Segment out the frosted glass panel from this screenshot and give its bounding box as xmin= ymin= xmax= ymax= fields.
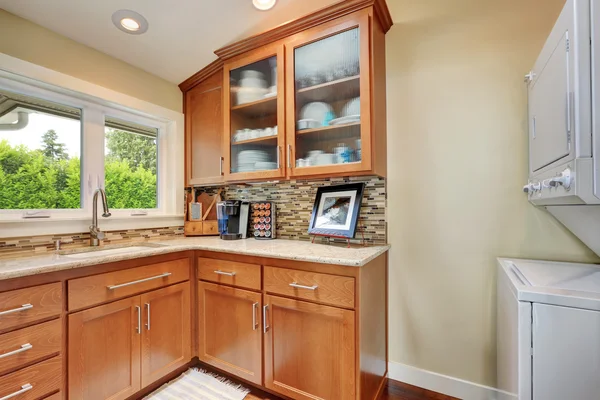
xmin=229 ymin=56 xmax=279 ymax=174
xmin=293 ymin=28 xmax=361 ymax=168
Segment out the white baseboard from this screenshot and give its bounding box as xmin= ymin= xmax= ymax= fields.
xmin=388 ymin=361 xmax=517 ymax=400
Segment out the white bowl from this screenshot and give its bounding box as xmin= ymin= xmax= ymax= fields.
xmin=241 ymin=70 xmax=265 ymax=80
xmin=239 ymin=77 xmax=268 ymax=88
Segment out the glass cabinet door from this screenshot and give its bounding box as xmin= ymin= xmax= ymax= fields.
xmin=224 ymin=46 xmax=284 ymax=180
xmin=286 ymin=18 xmax=370 ymax=176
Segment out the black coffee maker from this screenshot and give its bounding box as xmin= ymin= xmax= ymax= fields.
xmin=216 ymin=200 xmax=250 ymax=240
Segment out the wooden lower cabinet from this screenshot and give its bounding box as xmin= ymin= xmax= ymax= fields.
xmin=141 ymin=282 xmax=191 ymax=387
xmin=198 ymin=281 xmax=263 ymax=385
xmin=263 ymin=294 xmax=356 ymax=400
xmin=68 ymin=282 xmax=191 ymax=400
xmin=68 ymin=297 xmax=141 ymax=400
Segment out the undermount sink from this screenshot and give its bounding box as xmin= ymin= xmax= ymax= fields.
xmin=58 ymin=243 xmax=167 ymax=259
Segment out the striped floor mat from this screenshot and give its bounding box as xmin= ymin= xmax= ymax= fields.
xmin=145 ymin=368 xmax=250 ymax=400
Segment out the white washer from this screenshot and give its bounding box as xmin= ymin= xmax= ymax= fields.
xmin=497 ymin=258 xmax=600 ymax=400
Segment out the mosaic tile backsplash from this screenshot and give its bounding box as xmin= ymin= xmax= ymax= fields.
xmin=0 ymin=227 xmax=184 ymax=258
xmin=0 ymin=176 xmax=386 ymax=257
xmin=195 ymin=175 xmax=387 ymax=245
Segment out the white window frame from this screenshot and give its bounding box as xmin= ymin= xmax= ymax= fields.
xmin=0 ymin=54 xmax=184 ymax=237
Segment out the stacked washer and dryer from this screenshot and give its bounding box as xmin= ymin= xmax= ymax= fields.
xmin=498 ymin=1 xmax=600 ymax=399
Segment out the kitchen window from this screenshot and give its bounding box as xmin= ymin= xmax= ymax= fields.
xmin=104 ymin=117 xmax=159 ymax=210
xmin=0 ymin=89 xmax=82 ymax=211
xmin=0 ymin=67 xmax=182 ymax=235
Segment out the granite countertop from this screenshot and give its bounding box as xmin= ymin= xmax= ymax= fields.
xmin=0 ymin=237 xmax=390 ymax=281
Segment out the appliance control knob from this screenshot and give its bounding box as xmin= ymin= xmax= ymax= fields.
xmin=531 ymin=182 xmax=542 ymax=191
xmin=549 ymin=168 xmax=573 ymax=189
xmin=523 ymin=184 xmax=531 ymax=193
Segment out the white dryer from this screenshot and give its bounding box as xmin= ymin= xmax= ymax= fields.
xmin=497 ymin=257 xmax=600 ymax=400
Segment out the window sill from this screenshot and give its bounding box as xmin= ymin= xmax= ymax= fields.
xmin=0 ymin=214 xmax=184 ymax=238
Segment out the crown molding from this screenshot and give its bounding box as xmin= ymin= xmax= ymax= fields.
xmin=214 ymin=0 xmax=393 ymax=61
xmin=179 ymin=58 xmax=223 ymax=92
xmin=179 ymin=0 xmax=393 ymax=91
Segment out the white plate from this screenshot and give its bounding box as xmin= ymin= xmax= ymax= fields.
xmin=329 ymin=115 xmax=361 ymax=125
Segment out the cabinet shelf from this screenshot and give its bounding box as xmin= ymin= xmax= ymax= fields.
xmin=231 ymin=96 xmax=277 ymax=117
xmin=231 ymin=136 xmax=278 ymax=146
xmin=296 ymin=122 xmax=360 ymax=139
xmin=296 ymin=75 xmax=360 ymax=104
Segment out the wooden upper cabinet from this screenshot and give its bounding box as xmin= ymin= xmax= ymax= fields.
xmin=286 ymin=10 xmax=385 ymax=178
xmin=140 ymin=282 xmax=191 ymax=387
xmin=182 ymin=1 xmax=391 ymax=182
xmin=185 ymin=69 xmax=224 ymax=186
xmin=223 ymin=44 xmax=286 ymax=181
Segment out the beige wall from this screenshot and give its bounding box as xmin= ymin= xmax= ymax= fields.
xmin=386 ymin=0 xmax=600 ymax=388
xmin=0 ymin=9 xmax=181 ymax=112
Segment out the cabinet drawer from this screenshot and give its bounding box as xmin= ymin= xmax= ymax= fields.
xmin=0 ymin=319 xmax=61 ymax=376
xmin=0 ymin=283 xmax=62 ymax=333
xmin=0 ymin=355 xmax=61 ymax=400
xmin=68 ymin=258 xmax=190 ymax=311
xmin=198 ymin=258 xmax=261 ymax=290
xmin=264 ymin=266 xmax=354 ymax=308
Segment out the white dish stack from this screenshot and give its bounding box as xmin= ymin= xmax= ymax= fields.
xmin=237 ymin=150 xmax=270 ymax=172
xmin=236 ymin=70 xmax=269 ymax=105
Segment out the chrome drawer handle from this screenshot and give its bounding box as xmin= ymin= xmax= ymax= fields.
xmin=0 ymin=304 xmax=33 ymax=316
xmin=252 ymin=302 xmax=258 ymax=331
xmin=289 ymin=282 xmax=318 ymax=290
xmin=145 ymin=303 xmax=151 ymax=331
xmin=0 ymin=384 xmax=33 ymax=400
xmin=135 ymin=305 xmax=141 ymax=334
xmin=107 ymin=273 xmax=172 ymax=290
xmin=214 ymin=270 xmax=236 ymax=277
xmin=0 ymin=343 xmax=32 ymax=360
xmin=263 ymin=304 xmax=269 ymax=333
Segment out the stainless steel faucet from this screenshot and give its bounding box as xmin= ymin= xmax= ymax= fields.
xmin=90 ymin=188 xmax=111 ymax=246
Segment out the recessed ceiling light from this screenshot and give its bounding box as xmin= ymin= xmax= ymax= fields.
xmin=111 ymin=10 xmax=149 ymax=35
xmin=120 ymin=18 xmax=140 ymax=31
xmin=252 ymin=0 xmax=277 ymax=11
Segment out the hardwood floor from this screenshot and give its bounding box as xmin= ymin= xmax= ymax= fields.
xmin=245 ymin=378 xmax=458 ymax=400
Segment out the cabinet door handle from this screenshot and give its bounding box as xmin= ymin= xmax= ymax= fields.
xmin=263 ymin=304 xmax=270 ymax=333
xmin=287 ymin=145 xmax=292 ymax=169
xmin=145 ymin=303 xmax=151 ymax=331
xmin=135 ymin=305 xmax=141 ymax=334
xmin=289 ymin=282 xmax=318 ymax=290
xmin=107 ymin=272 xmax=172 ymax=290
xmin=252 ymin=302 xmax=259 ymax=331
xmin=277 ymin=146 xmax=281 ymax=169
xmin=0 ymin=343 xmax=32 ymax=360
xmin=0 ymin=384 xmax=33 ymax=400
xmin=213 ymin=270 xmax=236 ymax=277
xmin=0 ymin=304 xmax=33 ymax=316
xmin=220 ymin=156 xmax=224 ymax=176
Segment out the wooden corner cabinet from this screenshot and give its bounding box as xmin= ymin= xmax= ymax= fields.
xmin=180 ymin=0 xmax=392 ymax=183
xmin=196 ymin=250 xmax=388 ymax=400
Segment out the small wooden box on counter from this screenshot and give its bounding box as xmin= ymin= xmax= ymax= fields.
xmin=184 ymin=220 xmax=218 ymax=236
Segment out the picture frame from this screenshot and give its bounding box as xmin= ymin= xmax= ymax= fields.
xmin=308 ymin=183 xmax=365 ymax=239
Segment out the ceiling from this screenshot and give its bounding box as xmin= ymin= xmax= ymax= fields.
xmin=0 ymin=0 xmax=350 ymax=84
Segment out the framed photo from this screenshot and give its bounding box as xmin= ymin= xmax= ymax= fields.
xmin=308 ymin=183 xmax=365 ymax=239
